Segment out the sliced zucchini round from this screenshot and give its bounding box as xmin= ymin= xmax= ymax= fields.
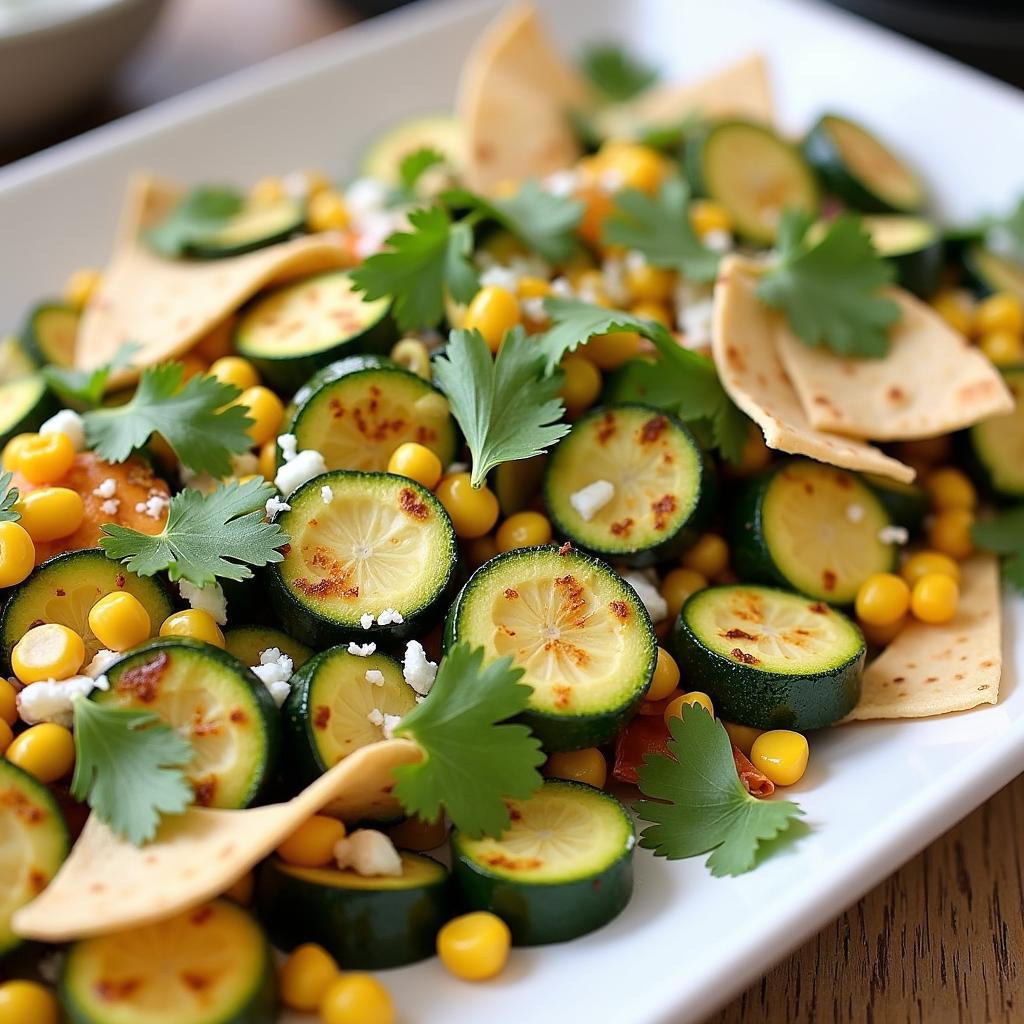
xmin=448 ymin=546 xmax=656 ymax=750
xmin=803 ymin=113 xmax=926 ymax=214
xmin=0 ymin=374 xmax=55 ymax=447
xmin=967 ymin=366 xmax=1024 ymax=499
xmin=21 ymin=302 xmax=79 ymax=368
xmin=862 ymin=472 xmax=929 ymax=534
xmin=729 ymin=459 xmax=897 ymax=604
xmin=686 ymin=120 xmax=819 ymax=243
xmin=61 ymin=900 xmax=276 ymax=1024
xmin=235 ymin=271 xmax=393 ymax=391
xmin=861 ymin=214 xmax=943 ymax=299
xmin=0 ymin=549 xmax=173 ymax=669
xmin=964 ymin=245 xmax=1024 ymax=302
xmin=223 ymin=625 xmax=312 ymax=672
xmin=0 ymin=760 xmax=68 ymax=957
xmin=452 ymin=780 xmax=634 ymax=946
xmin=673 ymin=584 xmax=865 ymax=729
xmin=257 ymin=852 xmax=451 ymax=968
xmin=0 ymin=333 xmax=39 ymax=379
xmin=360 ymin=113 xmax=464 ymax=186
xmin=283 ymin=645 xmax=416 ymax=795
xmin=95 ymin=639 xmax=280 ymax=809
xmin=269 ymin=471 xmax=457 ymax=646
xmin=543 ymin=405 xmax=713 ymax=566
xmin=491 ymin=453 xmax=547 ymax=516
xmin=188 ymin=196 xmax=306 ymax=259
xmin=287 ymin=355 xmax=457 ymax=473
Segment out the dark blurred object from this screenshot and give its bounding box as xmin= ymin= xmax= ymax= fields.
xmin=826 ymin=0 xmax=1024 ymax=88
xmin=338 ymin=0 xmax=413 ymax=16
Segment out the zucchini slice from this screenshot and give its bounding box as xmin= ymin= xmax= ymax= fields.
xmin=0 ymin=333 xmax=39 ymax=379
xmin=223 ymin=625 xmax=312 ymax=672
xmin=0 ymin=549 xmax=173 ymax=669
xmin=0 ymin=374 xmax=55 ymax=447
xmin=257 ymin=852 xmax=451 ymax=968
xmin=492 ymin=454 xmax=547 ymax=516
xmin=360 ymin=113 xmax=464 ymax=185
xmin=967 ymin=366 xmax=1024 ymax=499
xmin=287 ymin=355 xmax=457 ymax=473
xmin=543 ymin=405 xmax=713 ymax=566
xmin=235 ymin=271 xmax=393 ymax=391
xmin=803 ymin=113 xmax=926 ymax=214
xmin=95 ymin=639 xmax=280 ymax=809
xmin=269 ymin=471 xmax=457 ymax=646
xmin=862 ymin=472 xmax=929 ymax=534
xmin=964 ymin=245 xmax=1024 ymax=302
xmin=61 ymin=900 xmax=276 ymax=1024
xmin=686 ymin=120 xmax=819 ymax=243
xmin=861 ymin=215 xmax=943 ymax=299
xmin=672 ymin=584 xmax=865 ymax=730
xmin=188 ymin=196 xmax=305 ymax=259
xmin=21 ymin=302 xmax=79 ymax=368
xmin=448 ymin=546 xmax=656 ymax=751
xmin=452 ymin=780 xmax=634 ymax=946
xmin=283 ymin=645 xmax=416 ymax=793
xmin=0 ymin=760 xmax=68 ymax=957
xmin=729 ymin=459 xmax=897 ymax=604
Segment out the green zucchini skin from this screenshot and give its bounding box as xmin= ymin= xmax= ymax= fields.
xmin=188 ymin=197 xmax=306 ymax=259
xmin=21 ymin=302 xmax=79 ymax=368
xmin=257 ymin=854 xmax=452 ymax=968
xmin=0 ymin=374 xmax=56 ymax=448
xmin=861 ymin=215 xmax=943 ymax=299
xmin=360 ymin=113 xmax=462 ymax=185
xmin=862 ymin=473 xmax=929 ymax=534
xmin=223 ymin=625 xmax=313 ymax=672
xmin=963 ymin=245 xmax=1024 ymax=302
xmin=963 ymin=365 xmax=1024 ymax=500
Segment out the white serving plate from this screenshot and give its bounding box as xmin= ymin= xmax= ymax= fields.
xmin=1 ymin=1 xmax=1022 ymax=1021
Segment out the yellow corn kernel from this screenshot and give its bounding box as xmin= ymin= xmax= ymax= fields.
xmin=665 ymin=691 xmax=714 ymax=723
xmin=910 ymin=572 xmax=959 ymax=624
xmin=559 ymin=353 xmax=602 ymax=418
xmin=979 ymin=329 xmax=1024 ymax=366
xmin=517 ymin=276 xmax=552 ymax=299
xmin=88 ymin=592 xmax=152 ymax=652
xmin=900 ymin=550 xmax=960 ymax=587
xmin=387 ymin=815 xmax=448 ymax=852
xmin=437 ymin=912 xmax=511 ymax=982
xmin=390 ymin=338 xmax=432 ymax=379
xmin=974 ymin=291 xmax=1023 ymax=336
xmin=647 ymin=647 xmax=680 ymax=702
xmin=387 ymin=442 xmax=443 ymax=490
xmin=495 ymin=511 xmax=552 ymax=552
xmin=12 ymin=623 xmax=85 ymax=684
xmin=681 ymin=533 xmax=729 ymax=579
xmin=14 ymin=487 xmax=84 ymax=543
xmin=159 ymin=609 xmax=225 ymax=648
xmin=280 ymin=943 xmax=340 ymax=1011
xmin=0 ymin=979 xmax=60 ymax=1024
xmin=2 ymin=434 xmax=37 ymax=472
xmin=582 ymin=331 xmax=641 ymax=371
xmin=209 ymin=356 xmax=260 ymax=391
xmin=0 ymin=678 xmax=17 ymax=726
xmin=435 ymin=473 xmax=499 ymax=539
xmin=860 ymin=615 xmax=907 ymax=647
xmin=0 ymin=521 xmax=36 ymax=588
xmin=64 ymin=268 xmax=102 ymax=309
xmin=630 ymin=299 xmax=672 ymax=326
xmin=924 ymin=466 xmax=976 ymax=511
xmin=625 ymin=262 xmax=674 ymax=303
xmin=465 ymin=533 xmax=498 ymax=569
xmin=928 ymin=508 xmax=975 ymax=560
xmin=320 ymin=974 xmax=395 ymax=1024
xmin=250 ymin=176 xmax=285 ymax=205
xmin=193 ymin=316 xmax=237 ymax=362
xmin=238 ymin=386 xmax=284 ymax=447
xmin=930 ymin=289 xmax=974 ymax=336
xmin=854 ymin=572 xmax=911 ymax=627
xmin=463 ymin=286 xmax=521 ymax=353
xmin=0 ymin=720 xmax=12 ymax=755
xmin=307 ymin=190 xmax=350 ymax=232
xmin=544 ymin=747 xmax=607 ymax=789
xmin=6 ymin=723 xmax=75 ymax=783
xmin=277 ymin=814 xmax=346 ymax=868
xmin=690 ymin=199 xmax=733 ymax=238
xmin=723 ymin=721 xmax=763 ymax=756
xmin=598 ymin=141 xmax=665 ymax=193
xmin=13 ymin=432 xmax=74 ymax=485
xmin=659 ymin=568 xmax=707 ymax=621
xmin=258 ymin=439 xmax=278 ymax=481
xmin=750 ymin=730 xmax=809 ymax=786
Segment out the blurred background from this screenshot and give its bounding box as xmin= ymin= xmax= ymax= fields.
xmin=1 ymin=0 xmax=1022 ymax=166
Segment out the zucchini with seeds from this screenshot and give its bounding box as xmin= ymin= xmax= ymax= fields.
xmin=223 ymin=625 xmax=312 ymax=672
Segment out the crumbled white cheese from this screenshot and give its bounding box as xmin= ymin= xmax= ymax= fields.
xmin=99 ymin=499 xmax=120 ymax=516
xmin=277 ymin=433 xmax=298 ymax=463
xmin=17 ymin=674 xmax=106 ymax=727
xmin=333 ymin=829 xmax=403 ymax=877
xmin=382 ymin=713 xmax=402 ymax=739
xmin=521 ymin=296 xmax=547 ymax=323
xmin=348 ymin=642 xmax=376 ymax=657
xmin=878 ymin=525 xmax=909 ymax=545
xmin=179 ymin=580 xmax=228 ymax=626
xmin=360 ymin=613 xmax=375 ymax=630
xmin=265 ymin=495 xmax=290 ymax=520
xmin=599 ymin=167 xmax=626 ymax=193
xmin=250 ymin=648 xmax=294 ymax=708
xmin=345 ymin=177 xmax=390 ymax=218
xmin=845 ymin=503 xmax=866 ymax=524
xmin=622 ymin=571 xmax=668 ymax=623
xmin=180 ymin=468 xmax=218 ymax=495
xmin=445 ymin=461 xmax=469 ymax=476
xmin=601 ymin=256 xmax=630 ymax=306
xmin=377 ymin=608 xmax=404 ymax=626
xmin=703 ymin=229 xmax=734 ymax=253
xmin=134 ymin=492 xmax=169 ymax=520
xmin=365 ymin=669 xmax=385 ymax=687
xmin=40 ymin=409 xmax=85 ymax=451
xmin=93 ymin=478 xmax=117 ymax=499
xmin=569 ymin=480 xmax=615 ymax=523
xmin=550 ymin=276 xmax=574 ymax=298
xmin=625 ymin=249 xmax=648 ymax=273
xmin=402 ymin=640 xmax=437 ymax=696
xmin=84 ymin=649 xmax=120 ymax=678
xmin=367 ymin=708 xmax=385 ymax=726
xmin=320 ymin=485 xmax=334 ymax=505
xmin=274 ymin=449 xmax=327 ymax=497
xmin=479 ymin=264 xmax=520 ymax=292
xmin=679 ymin=299 xmax=715 ymax=349
xmin=542 ymin=168 xmax=580 ymax=197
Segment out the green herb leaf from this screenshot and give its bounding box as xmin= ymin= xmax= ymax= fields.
xmin=444 ymin=182 xmax=584 ymax=264
xmin=350 ymin=205 xmax=479 ymax=332
xmin=0 ymin=471 xmax=20 ymax=523
xmin=398 ymin=147 xmax=448 ymax=194
xmin=636 ymin=704 xmax=806 ymax=876
xmin=580 ymin=43 xmax=659 ymax=102
xmin=433 ymin=327 xmax=569 ymax=488
xmin=145 ymin=186 xmax=245 ymax=258
xmin=603 ymin=176 xmax=719 ymax=281
xmin=43 ymin=342 xmax=141 ymax=408
xmin=972 ymin=507 xmax=1024 ymax=592
xmin=71 ymin=697 xmax=194 ymax=846
xmin=83 ymin=363 xmax=253 ymax=475
xmin=393 ymin=643 xmax=545 ymax=838
xmin=999 ymin=197 xmax=1024 ymax=255
xmin=756 ymin=210 xmax=901 ymax=358
xmin=100 ymin=478 xmax=288 ymax=587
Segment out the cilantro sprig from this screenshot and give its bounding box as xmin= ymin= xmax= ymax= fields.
xmin=580 ymin=43 xmax=659 ymax=102
xmin=972 ymin=507 xmax=1024 ymax=592
xmin=71 ymin=698 xmax=195 ymax=846
xmin=433 ymin=326 xmax=569 ymax=488
xmin=393 ymin=643 xmax=545 ymax=838
xmin=43 ymin=341 xmax=140 ymax=408
xmin=83 ymin=363 xmax=253 ymax=476
xmin=145 ymin=186 xmax=244 ymax=259
xmin=0 ymin=471 xmax=20 ymax=523
xmin=637 ymin=704 xmax=807 ymax=876
xmin=101 ymin=478 xmax=288 ymax=587
xmin=756 ymin=210 xmax=902 ymax=358
xmin=398 ymin=147 xmax=448 ymax=196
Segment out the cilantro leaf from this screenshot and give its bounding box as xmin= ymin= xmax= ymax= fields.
xmin=100 ymin=478 xmax=288 ymax=587
xmin=756 ymin=211 xmax=902 ymax=358
xmin=972 ymin=507 xmax=1024 ymax=592
xmin=580 ymin=43 xmax=659 ymax=102
xmin=444 ymin=182 xmax=584 ymax=264
xmin=350 ymin=205 xmax=479 ymax=332
xmin=0 ymin=471 xmax=20 ymax=523
xmin=145 ymin=186 xmax=245 ymax=258
xmin=603 ymin=176 xmax=719 ymax=281
xmin=71 ymin=698 xmax=194 ymax=846
xmin=393 ymin=643 xmax=545 ymax=838
xmin=83 ymin=363 xmax=253 ymax=475
xmin=433 ymin=327 xmax=569 ymax=488
xmin=43 ymin=341 xmax=141 ymax=408
xmin=636 ymin=704 xmax=806 ymax=876
xmin=398 ymin=147 xmax=448 ymax=194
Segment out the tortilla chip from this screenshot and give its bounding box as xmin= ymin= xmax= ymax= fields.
xmin=777 ymin=289 xmax=1014 ymax=440
xmin=75 ymin=175 xmax=350 ymax=377
xmin=594 ymin=53 xmax=774 ymax=139
xmin=712 ymin=256 xmax=915 ymax=482
xmin=458 ymin=3 xmax=591 ymax=193
xmin=12 ymin=739 xmax=421 ymax=942
xmin=843 ymin=555 xmax=1003 ymax=721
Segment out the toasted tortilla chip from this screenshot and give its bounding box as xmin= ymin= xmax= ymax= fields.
xmin=458 ymin=2 xmax=591 ymax=193
xmin=12 ymin=739 xmax=421 ymax=942
xmin=777 ymin=289 xmax=1014 ymax=440
xmin=595 ymin=52 xmax=774 ymax=139
xmin=843 ymin=555 xmax=1002 ymax=720
xmin=75 ymin=175 xmax=350 ymax=377
xmin=712 ymin=256 xmax=915 ymax=482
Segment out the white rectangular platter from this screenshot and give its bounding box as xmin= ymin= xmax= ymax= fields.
xmin=1 ymin=1 xmax=1021 ymax=1021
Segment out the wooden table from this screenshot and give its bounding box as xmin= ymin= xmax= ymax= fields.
xmin=6 ymin=3 xmax=1018 ymax=1021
